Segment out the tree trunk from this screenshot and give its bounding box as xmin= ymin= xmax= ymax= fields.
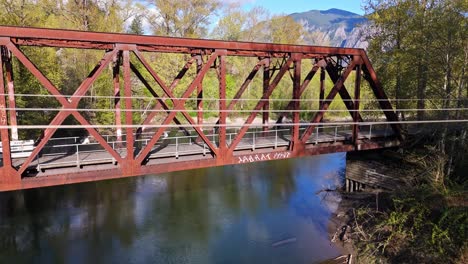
xmin=416 ymin=60 xmax=428 ymax=120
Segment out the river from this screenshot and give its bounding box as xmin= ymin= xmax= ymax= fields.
xmin=0 ymin=153 xmax=346 ymax=263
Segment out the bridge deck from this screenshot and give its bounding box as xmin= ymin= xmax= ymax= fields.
xmin=6 ymin=125 xmax=396 ymax=178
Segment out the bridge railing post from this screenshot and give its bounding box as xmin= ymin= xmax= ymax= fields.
xmin=252 ymin=130 xmax=256 ymax=151
xmin=275 ymin=129 xmax=278 ymax=148
xmin=36 ymin=151 xmax=41 ymax=169
xmin=315 ymin=127 xmax=319 ymax=144
xmin=334 ymin=126 xmax=338 ymax=143
xmin=76 ymin=144 xmax=80 ymax=168
xmin=175 ymin=137 xmax=179 ymax=159
xmin=368 ymin=124 xmax=373 ymax=139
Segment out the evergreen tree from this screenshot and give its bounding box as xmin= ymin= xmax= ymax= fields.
xmin=128 ymin=16 xmax=144 ymax=35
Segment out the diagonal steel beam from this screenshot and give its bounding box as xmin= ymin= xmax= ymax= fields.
xmin=17 ymin=112 xmax=69 ymax=175
xmin=228 ymin=57 xmax=294 ymax=152
xmin=228 ymin=59 xmax=267 ymax=110
xmin=300 ymin=60 xmax=357 ymax=144
xmin=214 ymin=59 xmax=266 ymax=126
xmin=136 ymin=57 xmax=194 ymax=136
xmin=135 ymin=51 xmax=221 ymax=163
xmin=275 ymin=64 xmax=320 ymax=124
xmin=8 ymin=45 xmax=123 ymax=174
xmin=133 ymin=50 xmax=219 ymax=157
xmin=129 ymin=62 xmax=188 ymax=135
xmin=169 ymin=58 xmax=196 ymax=91
xmin=325 ymin=61 xmax=363 ymax=122
xmin=360 ymin=51 xmax=403 ymax=139
xmin=5 ymin=42 xmax=69 ymax=107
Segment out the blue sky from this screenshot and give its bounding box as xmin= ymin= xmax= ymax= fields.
xmin=236 ymin=0 xmax=364 ymax=15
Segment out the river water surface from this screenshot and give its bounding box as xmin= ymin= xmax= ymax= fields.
xmin=0 ymin=153 xmax=346 ymax=263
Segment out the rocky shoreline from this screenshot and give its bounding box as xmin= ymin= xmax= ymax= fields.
xmin=326 ymin=191 xmax=381 ymax=261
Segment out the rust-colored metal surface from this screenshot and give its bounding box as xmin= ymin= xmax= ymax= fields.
xmin=0 ymin=26 xmax=402 ymax=192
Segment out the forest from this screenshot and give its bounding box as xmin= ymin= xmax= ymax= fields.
xmin=0 ymin=0 xmax=466 ymax=262
xmin=0 ymin=0 xmax=465 ymax=132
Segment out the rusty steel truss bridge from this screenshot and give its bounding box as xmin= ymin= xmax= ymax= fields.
xmin=0 ymin=26 xmax=405 ymax=192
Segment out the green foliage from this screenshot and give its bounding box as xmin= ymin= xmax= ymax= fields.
xmin=128 ymin=16 xmax=144 ymax=35
xmin=364 ymin=0 xmax=467 ymax=119
xmin=352 ymin=136 xmax=468 ymax=263
xmin=354 ymin=187 xmax=467 ymax=263
xmin=3 ymin=0 xmax=462 ymax=146
xmin=146 ymin=0 xmax=220 ymax=38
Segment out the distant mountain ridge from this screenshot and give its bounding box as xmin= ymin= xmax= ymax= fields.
xmin=289 ymin=8 xmax=369 ymax=48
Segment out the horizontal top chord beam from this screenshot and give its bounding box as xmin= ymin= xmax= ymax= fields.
xmin=0 ymin=26 xmax=364 ymax=57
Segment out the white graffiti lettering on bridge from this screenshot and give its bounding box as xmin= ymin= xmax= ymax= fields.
xmin=237 ymin=151 xmax=291 ymax=164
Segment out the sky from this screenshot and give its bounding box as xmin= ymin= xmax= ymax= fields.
xmin=231 ymin=0 xmax=365 ymax=15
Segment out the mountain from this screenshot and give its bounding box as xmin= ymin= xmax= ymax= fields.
xmin=289 ymin=8 xmax=369 ymax=48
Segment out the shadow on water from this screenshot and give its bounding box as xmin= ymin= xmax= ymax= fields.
xmin=0 ymin=153 xmax=346 ymax=264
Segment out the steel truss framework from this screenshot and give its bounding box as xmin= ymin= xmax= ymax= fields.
xmin=0 ymin=26 xmax=402 ymax=191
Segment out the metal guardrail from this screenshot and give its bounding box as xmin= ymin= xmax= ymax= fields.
xmin=9 ymin=124 xmax=395 ymax=171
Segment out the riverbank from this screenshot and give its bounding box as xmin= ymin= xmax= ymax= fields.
xmin=327 ymin=191 xmax=379 ymax=263
xmin=327 ymin=144 xmax=467 ymax=263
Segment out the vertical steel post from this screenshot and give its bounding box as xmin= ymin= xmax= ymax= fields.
xmin=218 ymin=52 xmax=227 ymax=156
xmin=353 ymin=58 xmax=361 ymax=146
xmin=4 ymin=51 xmax=17 ymax=140
xmin=0 ymin=52 xmax=12 ymax=169
xmin=196 ymin=55 xmax=203 ymax=126
xmin=0 ymin=49 xmax=19 ymax=185
xmin=319 ymin=65 xmax=325 ymax=110
xmin=113 ymin=52 xmax=122 ymax=143
xmin=291 ymin=54 xmax=301 ymax=151
xmin=263 ymin=58 xmax=270 ymax=132
xmin=123 ymin=50 xmax=134 ymax=162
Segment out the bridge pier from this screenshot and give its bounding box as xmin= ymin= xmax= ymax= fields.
xmin=345 ymin=150 xmax=416 ymax=192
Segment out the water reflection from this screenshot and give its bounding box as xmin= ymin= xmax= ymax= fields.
xmin=0 ymin=153 xmax=346 ymax=263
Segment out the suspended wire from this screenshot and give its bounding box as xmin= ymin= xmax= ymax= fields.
xmin=3 ymin=107 xmax=468 ymax=113
xmin=1 ymin=119 xmax=467 ymax=130
xmin=3 ymin=93 xmax=467 ymax=102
